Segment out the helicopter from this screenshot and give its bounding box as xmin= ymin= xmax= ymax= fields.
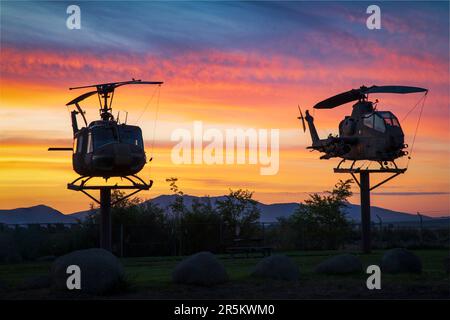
xmin=49 ymin=79 xmax=163 ymax=178
xmin=297 ymin=85 xmax=428 ymax=169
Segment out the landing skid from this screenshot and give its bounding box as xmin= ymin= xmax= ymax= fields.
xmin=335 ymin=159 xmax=400 ymax=171
xmin=67 ymin=174 xmax=152 ymax=205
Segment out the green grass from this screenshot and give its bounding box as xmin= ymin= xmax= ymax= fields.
xmin=1 ymin=249 xmax=448 ymax=299
xmin=120 ymin=249 xmax=448 ymax=289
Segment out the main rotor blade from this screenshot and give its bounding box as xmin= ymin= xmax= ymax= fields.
xmin=363 ymin=85 xmax=428 ymax=95
xmin=113 ymin=80 xmax=163 ymax=90
xmin=297 ymin=105 xmax=306 ymax=132
xmin=312 ymin=85 xmax=428 ymax=109
xmin=75 ymin=102 xmax=88 ymax=126
xmin=66 ymin=90 xmax=98 ymax=106
xmin=70 ymin=79 xmax=163 ymax=90
xmin=313 ymin=89 xmax=363 ymax=109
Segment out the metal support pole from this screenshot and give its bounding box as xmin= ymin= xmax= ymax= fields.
xmin=100 ymin=187 xmax=112 ymax=252
xmin=360 ymin=171 xmax=371 ymax=253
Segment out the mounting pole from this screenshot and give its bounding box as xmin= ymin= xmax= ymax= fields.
xmin=334 ymin=166 xmax=406 ymax=254
xmin=360 ymin=171 xmax=371 ymax=253
xmin=68 ymin=175 xmax=153 ymax=253
xmin=100 ymin=187 xmax=112 ymax=251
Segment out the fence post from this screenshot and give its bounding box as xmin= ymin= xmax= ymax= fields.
xmin=417 ymin=212 xmax=423 ymax=246
xmin=262 ymin=223 xmax=265 ymax=245
xmin=120 ymin=224 xmax=124 ymax=257
xmin=376 ymin=214 xmax=383 ymax=248
xmin=219 ymin=220 xmax=223 ymax=247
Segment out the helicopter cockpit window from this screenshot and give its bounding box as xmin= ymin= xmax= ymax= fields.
xmin=119 ymin=127 xmax=144 ymax=148
xmin=373 ymin=114 xmax=386 ymax=132
xmin=73 ymin=137 xmax=78 ymax=154
xmin=363 ymin=114 xmax=374 ymax=129
xmin=74 ymin=135 xmax=84 ymax=153
xmin=93 ymin=127 xmax=118 ymax=149
xmin=87 ymin=133 xmax=93 ymax=153
xmin=378 ymin=112 xmax=400 ymax=127
xmin=363 ymin=114 xmax=386 ymax=132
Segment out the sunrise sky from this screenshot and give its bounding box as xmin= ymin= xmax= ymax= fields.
xmin=0 ymin=1 xmax=449 ymax=216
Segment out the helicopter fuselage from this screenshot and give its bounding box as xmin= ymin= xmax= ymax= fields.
xmin=72 ymin=121 xmax=146 ymax=178
xmin=304 ymin=101 xmax=407 ymax=162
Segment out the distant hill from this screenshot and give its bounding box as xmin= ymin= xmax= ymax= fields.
xmin=342 ymin=203 xmax=433 ymax=223
xmin=140 ymin=194 xmax=435 ymax=223
xmin=0 ymin=195 xmax=441 ymax=225
xmin=0 ymin=205 xmax=78 ymax=225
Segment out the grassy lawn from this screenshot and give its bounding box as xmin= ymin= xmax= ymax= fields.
xmin=1 ymin=249 xmax=449 ymax=299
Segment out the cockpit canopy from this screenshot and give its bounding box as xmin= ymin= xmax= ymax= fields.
xmin=377 ymin=111 xmax=400 ymax=127
xmin=363 ymin=111 xmax=401 ymax=133
xmin=74 ymin=124 xmax=144 ymax=154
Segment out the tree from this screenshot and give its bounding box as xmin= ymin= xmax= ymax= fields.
xmin=182 ymin=197 xmax=222 ymax=254
xmin=216 ymin=189 xmax=260 ymax=241
xmin=290 ymin=179 xmax=353 ymax=250
xmin=84 ymin=189 xmax=169 ymax=256
xmin=86 ymin=190 xmax=146 ymax=226
xmin=165 ymin=177 xmax=186 ymax=217
xmin=165 ymin=177 xmax=186 ymax=255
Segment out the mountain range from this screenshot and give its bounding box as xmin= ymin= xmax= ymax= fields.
xmin=1 ymin=194 xmax=444 ymax=225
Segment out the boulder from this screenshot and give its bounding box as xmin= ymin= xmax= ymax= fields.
xmin=18 ymin=274 xmax=52 ymax=290
xmin=50 ymin=248 xmax=125 ymax=294
xmin=381 ymin=248 xmax=422 ymax=274
xmin=251 ymin=255 xmax=299 ymax=281
xmin=315 ymin=254 xmax=363 ymax=274
xmin=172 ymin=252 xmax=228 ymax=286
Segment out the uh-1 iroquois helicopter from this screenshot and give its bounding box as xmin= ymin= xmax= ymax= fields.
xmin=49 ymin=79 xmax=163 ymax=179
xmin=297 ymin=85 xmax=428 ymax=169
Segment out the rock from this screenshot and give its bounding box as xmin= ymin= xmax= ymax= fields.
xmin=50 ymin=248 xmax=125 ymax=294
xmin=36 ymin=255 xmax=56 ymax=262
xmin=18 ymin=275 xmax=51 ymax=290
xmin=315 ymin=254 xmax=363 ymax=274
xmin=251 ymin=255 xmax=300 ymax=281
xmin=381 ymin=248 xmax=422 ymax=274
xmin=172 ymin=252 xmax=228 ymax=286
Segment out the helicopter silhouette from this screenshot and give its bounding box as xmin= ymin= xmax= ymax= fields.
xmin=297 ymin=85 xmax=428 ymax=169
xmin=49 ymin=79 xmax=163 ymax=178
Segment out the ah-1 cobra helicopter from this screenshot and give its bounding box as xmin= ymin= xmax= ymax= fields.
xmin=297 ymin=85 xmax=428 ymax=169
xmin=49 ymin=79 xmax=163 ymax=178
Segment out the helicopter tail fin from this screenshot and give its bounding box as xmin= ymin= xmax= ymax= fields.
xmin=304 ymin=110 xmax=320 ymax=146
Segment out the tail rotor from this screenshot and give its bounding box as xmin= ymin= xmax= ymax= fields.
xmin=297 ymin=105 xmax=306 ymax=132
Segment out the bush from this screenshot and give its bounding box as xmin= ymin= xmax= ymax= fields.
xmin=288 ymin=179 xmax=353 ymax=250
